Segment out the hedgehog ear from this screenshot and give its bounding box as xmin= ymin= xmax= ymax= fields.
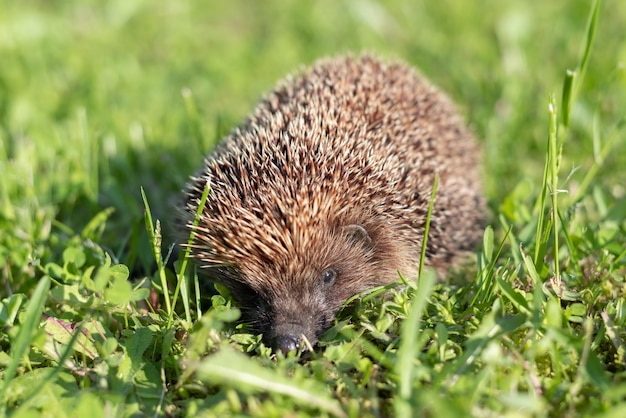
xmin=342 ymin=224 xmax=373 ymax=251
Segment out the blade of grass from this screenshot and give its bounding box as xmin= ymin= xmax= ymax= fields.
xmin=532 ymin=141 xmax=550 ymax=270
xmin=573 ymin=117 xmax=625 ymax=202
xmin=393 ymin=270 xmax=436 ymax=418
xmin=0 ymin=276 xmax=50 ymax=403
xmin=193 ymin=267 xmax=202 ymax=321
xmin=77 ymin=108 xmax=99 ymax=202
xmin=548 ymin=94 xmax=561 ymax=287
xmin=499 ymin=214 xmax=522 ymax=267
xmin=394 ymin=174 xmax=439 ymax=418
xmin=177 ymin=181 xmax=211 ymax=322
xmin=141 ymin=188 xmax=172 ymax=324
xmin=472 ymin=225 xmax=512 ymax=306
xmin=557 ymin=207 xmax=583 ymax=278
xmin=571 ymin=0 xmax=601 ymax=106
xmin=566 ymin=0 xmax=613 ymax=203
xmin=520 ymin=244 xmax=548 ymax=332
xmin=561 ymin=70 xmax=575 ymax=128
xmin=418 ymin=173 xmax=438 ymax=279
xmin=168 ymin=242 xmax=192 ymax=324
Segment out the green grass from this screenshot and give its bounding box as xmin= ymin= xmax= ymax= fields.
xmin=1 ymin=0 xmax=625 ymax=416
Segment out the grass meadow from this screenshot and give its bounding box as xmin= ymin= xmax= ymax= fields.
xmin=1 ymin=0 xmax=625 ymax=416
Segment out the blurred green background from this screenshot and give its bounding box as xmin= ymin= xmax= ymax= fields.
xmin=1 ymin=0 xmax=624 ymax=277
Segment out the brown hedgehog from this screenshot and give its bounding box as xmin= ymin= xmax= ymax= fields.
xmin=180 ymin=54 xmax=484 ymax=354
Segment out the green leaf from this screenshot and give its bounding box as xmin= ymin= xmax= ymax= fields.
xmin=80 ymin=207 xmax=115 ymax=241
xmin=42 ymin=317 xmax=97 ymax=360
xmin=45 ymin=263 xmax=67 ymax=281
xmin=585 ymin=351 xmax=610 ymax=392
xmin=0 ymin=294 xmax=27 ymax=327
xmin=545 ymin=298 xmax=563 ymax=328
xmin=482 ymin=225 xmax=494 ymax=263
xmin=103 ymin=275 xmax=133 ymax=306
xmin=565 ymin=303 xmax=587 ymax=324
xmin=119 ymin=327 xmax=154 ymax=385
xmin=50 ymin=284 xmax=92 ymax=306
xmin=497 ymin=276 xmax=530 ymax=313
xmin=196 ymin=349 xmax=346 ymax=418
xmin=92 ymin=254 xmax=113 ymax=292
xmin=62 ymin=246 xmax=86 ymax=269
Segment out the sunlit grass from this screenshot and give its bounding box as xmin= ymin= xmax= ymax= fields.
xmin=1 ymin=0 xmax=625 ymax=416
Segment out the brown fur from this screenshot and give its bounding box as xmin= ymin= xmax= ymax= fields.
xmin=179 ymin=54 xmax=484 ymax=353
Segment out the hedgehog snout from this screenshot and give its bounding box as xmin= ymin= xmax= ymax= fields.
xmin=269 ymin=297 xmax=335 ymax=354
xmin=270 ymin=320 xmax=315 ymax=354
xmin=273 ymin=333 xmax=305 ymax=355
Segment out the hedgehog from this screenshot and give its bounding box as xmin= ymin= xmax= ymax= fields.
xmin=179 ymin=54 xmax=484 ymax=354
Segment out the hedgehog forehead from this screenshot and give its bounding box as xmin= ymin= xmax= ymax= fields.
xmin=229 ymin=220 xmax=352 ymax=294
xmin=194 ymin=176 xmax=348 ymax=257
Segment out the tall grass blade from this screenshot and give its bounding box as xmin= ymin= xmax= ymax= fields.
xmin=394 ymin=173 xmax=439 ymax=418
xmin=0 ymin=277 xmax=50 ymax=402
xmin=141 ymin=188 xmax=172 ymax=322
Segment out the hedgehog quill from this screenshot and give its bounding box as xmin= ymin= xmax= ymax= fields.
xmin=179 ymin=55 xmax=485 ymax=354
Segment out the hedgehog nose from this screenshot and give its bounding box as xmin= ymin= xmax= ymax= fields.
xmin=275 ymin=335 xmax=302 ymax=354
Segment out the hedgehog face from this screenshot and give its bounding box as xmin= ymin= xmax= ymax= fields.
xmin=232 ymin=223 xmax=384 ymax=354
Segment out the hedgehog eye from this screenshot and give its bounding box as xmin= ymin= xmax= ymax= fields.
xmin=319 ymin=268 xmax=337 ymax=287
